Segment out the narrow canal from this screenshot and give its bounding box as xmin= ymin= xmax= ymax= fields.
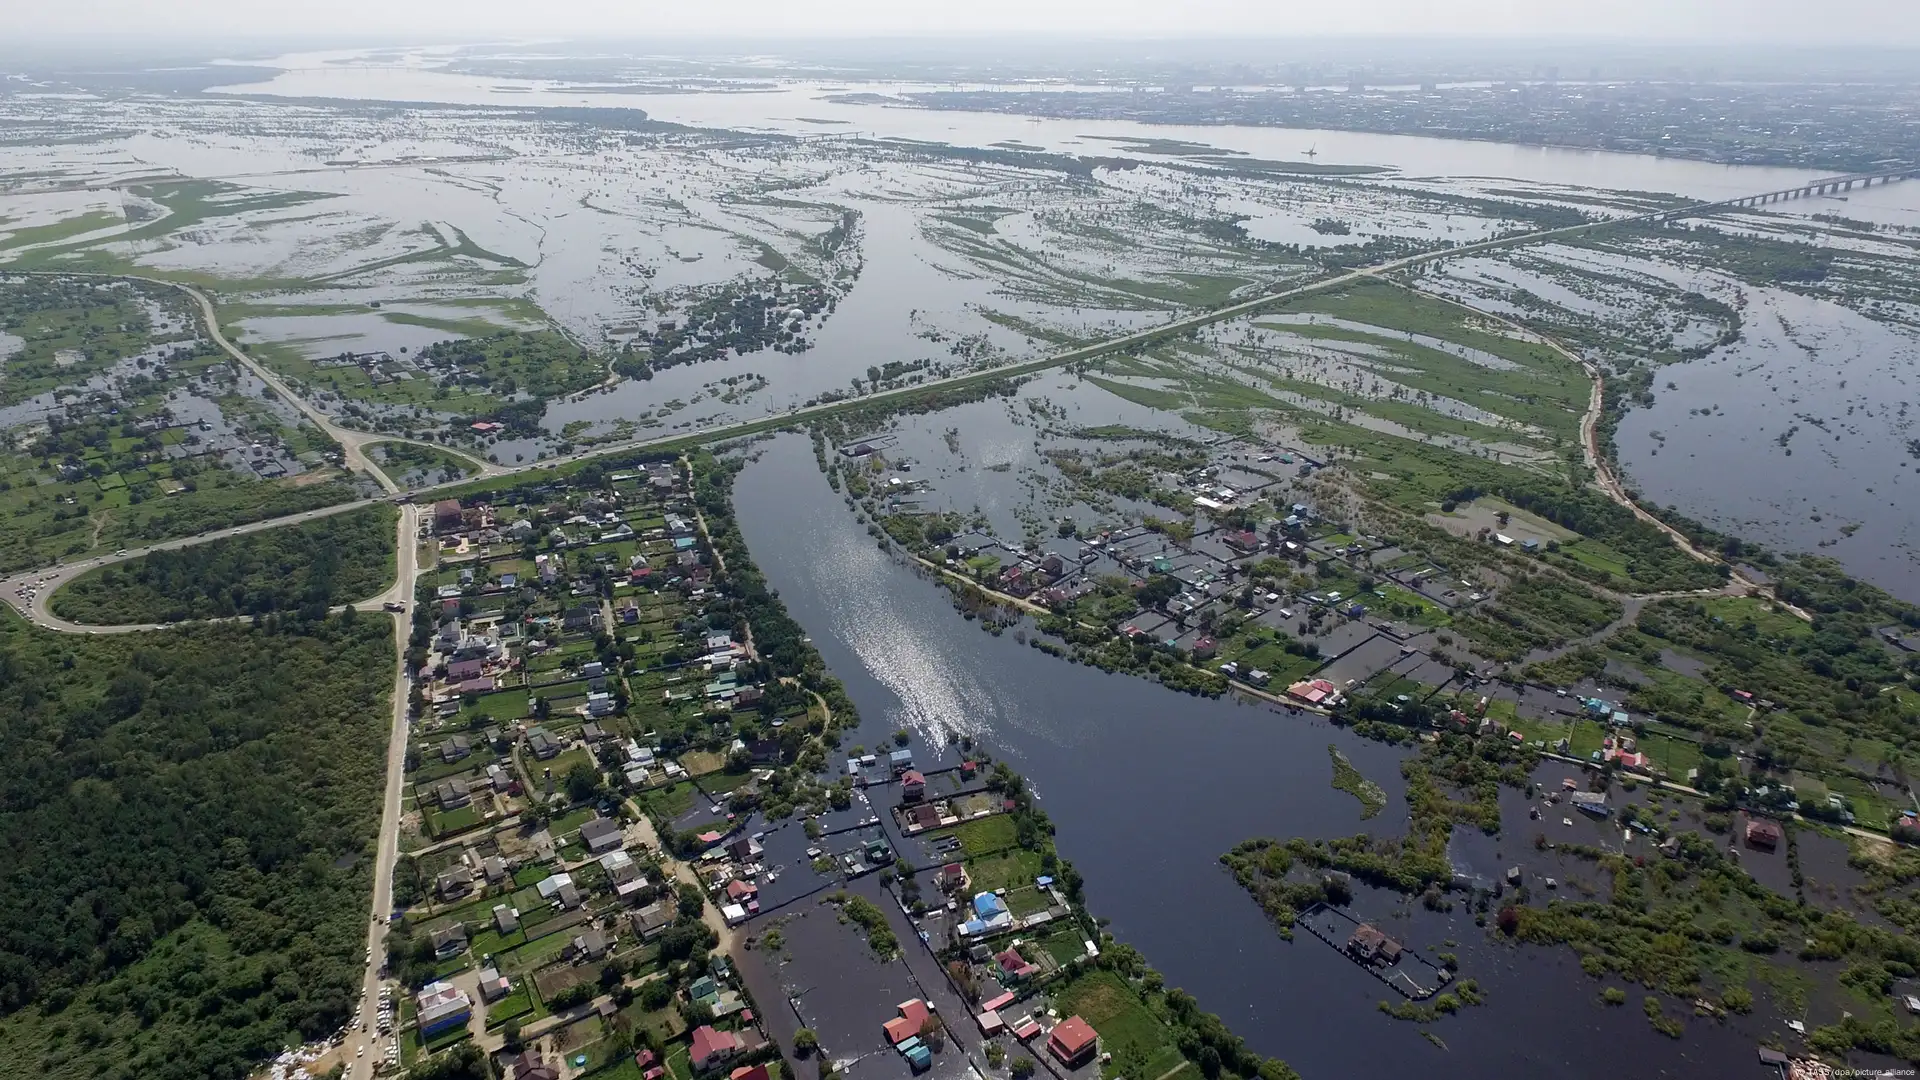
xmin=731 ymin=435 xmax=1770 ymax=1080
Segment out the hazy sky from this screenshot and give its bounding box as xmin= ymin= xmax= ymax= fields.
xmin=16 ymin=0 xmax=1920 ymax=44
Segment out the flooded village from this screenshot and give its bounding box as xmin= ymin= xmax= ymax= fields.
xmin=7 ymin=37 xmax=1920 ymax=1080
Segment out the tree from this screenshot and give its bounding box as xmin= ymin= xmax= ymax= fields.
xmin=501 ymin=1019 xmax=523 ymax=1050
xmin=1011 ymin=1057 xmax=1036 ymax=1080
xmin=793 ymin=1029 xmax=819 ymax=1058
xmin=566 ymin=762 xmax=603 ymax=803
xmin=677 ymin=880 xmax=706 ymax=918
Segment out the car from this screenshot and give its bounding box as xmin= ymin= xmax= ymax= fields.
xmin=356 ymin=1046 xmax=365 ymax=1058
xmin=115 ymin=549 xmax=129 ymax=557
xmin=383 ymin=601 xmax=405 ymax=612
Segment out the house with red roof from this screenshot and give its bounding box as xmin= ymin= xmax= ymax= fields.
xmin=725 ymin=879 xmax=757 ymax=903
xmin=729 ymin=1065 xmax=770 ymax=1080
xmin=1286 ymin=679 xmax=1339 ymax=706
xmin=883 ymin=999 xmax=931 ymax=1046
xmin=995 ymin=946 xmax=1039 ymax=981
xmin=901 ymin=770 xmax=927 ymax=802
xmin=939 ymin=863 xmax=969 ymax=893
xmin=1047 ymin=1016 xmax=1100 ymax=1068
xmin=690 ymin=1026 xmax=743 ymax=1072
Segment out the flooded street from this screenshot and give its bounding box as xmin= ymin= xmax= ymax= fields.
xmin=731 ymin=436 xmax=1773 ymax=1079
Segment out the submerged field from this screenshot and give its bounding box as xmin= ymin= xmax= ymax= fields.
xmin=1 ymin=87 xmax=1672 ymax=468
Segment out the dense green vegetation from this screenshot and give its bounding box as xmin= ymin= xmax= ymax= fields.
xmin=416 ymin=329 xmax=603 ymax=401
xmin=827 ymin=893 xmax=899 ymax=960
xmin=51 ymin=505 xmax=396 ymax=624
xmin=690 ymin=452 xmax=862 ymax=733
xmin=1328 ymin=745 xmax=1387 ymax=819
xmin=0 ymin=461 xmax=361 ymax=576
xmin=0 ymin=610 xmax=393 ymax=1080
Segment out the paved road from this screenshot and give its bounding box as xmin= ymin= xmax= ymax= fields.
xmin=347 ymin=504 xmax=421 ymax=1080
xmin=0 ymin=497 xmax=386 ymax=632
xmin=170 ymin=282 xmax=396 ymax=495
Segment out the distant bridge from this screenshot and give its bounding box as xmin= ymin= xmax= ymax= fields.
xmin=1664 ymin=166 xmax=1916 ymax=216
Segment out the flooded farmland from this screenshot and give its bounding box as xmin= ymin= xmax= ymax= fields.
xmin=8 ymin=42 xmax=1920 ymax=1080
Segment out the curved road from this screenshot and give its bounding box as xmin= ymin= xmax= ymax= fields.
xmin=169 ymin=281 xmax=504 ymax=493
xmin=8 ymin=270 xmax=502 ymax=494
xmin=4 ymin=167 xmax=1877 ymax=625
xmin=1404 ymin=283 xmax=1812 ymax=621
xmin=0 ymin=497 xmax=388 ymax=632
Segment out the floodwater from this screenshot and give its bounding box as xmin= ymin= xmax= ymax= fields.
xmin=1609 ymin=255 xmax=1920 ymax=600
xmin=732 ymin=435 xmax=1772 ymax=1080
xmin=212 ymin=49 xmax=1827 ymax=201
xmin=201 ymin=45 xmax=1920 ymax=599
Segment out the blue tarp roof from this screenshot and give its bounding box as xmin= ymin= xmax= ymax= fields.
xmin=974 ymin=892 xmax=1007 ymax=917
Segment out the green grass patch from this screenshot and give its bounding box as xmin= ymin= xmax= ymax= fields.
xmin=1051 ymin=970 xmax=1185 ymax=1080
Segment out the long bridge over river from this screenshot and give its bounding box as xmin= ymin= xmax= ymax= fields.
xmin=1673 ymin=165 xmax=1916 ymax=213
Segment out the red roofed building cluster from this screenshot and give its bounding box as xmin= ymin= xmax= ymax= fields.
xmin=1286 ymin=679 xmax=1340 ymax=706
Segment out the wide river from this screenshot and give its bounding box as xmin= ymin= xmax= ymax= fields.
xmin=215 ymin=47 xmax=1826 ymax=200
xmin=733 ymin=436 xmax=1767 ymax=1080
